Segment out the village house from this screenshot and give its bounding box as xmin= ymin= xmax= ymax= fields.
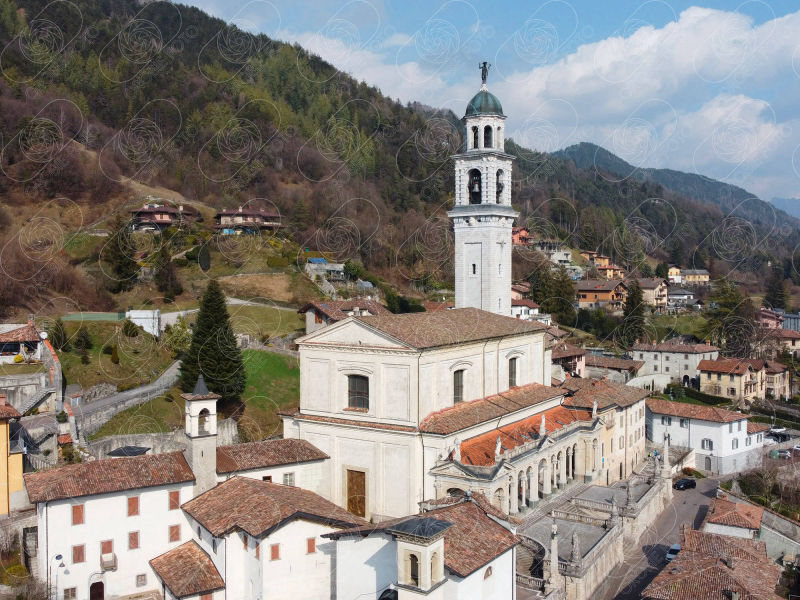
xmin=763 ymin=360 xmax=791 ymax=400
xmin=642 ymin=526 xmax=782 ymax=600
xmin=645 ymin=398 xmax=766 ymax=474
xmin=130 ymin=203 xmax=196 ymax=231
xmin=757 ymin=307 xmax=785 ymax=329
xmin=631 ymin=341 xmax=719 ymax=387
xmin=666 ymin=287 xmax=697 ymax=309
xmin=575 ymin=279 xmax=627 ymax=310
xmin=634 ymin=278 xmax=669 ymax=311
xmin=697 ymin=358 xmax=765 ymax=405
xmin=297 ymin=298 xmax=390 ymax=334
xmin=529 ymin=239 xmax=573 ymax=267
xmin=303 ymin=257 xmax=346 ymax=282
xmin=584 ymin=355 xmax=644 ymax=383
xmin=511 ymin=281 xmax=531 ymax=300
xmin=214 ymin=206 xmax=281 ymax=235
xmin=0 ymin=319 xmax=43 ymax=364
xmin=703 ymin=495 xmax=764 ymax=539
xmin=511 ymin=226 xmax=531 ymax=245
xmin=766 ymin=327 xmax=800 ymax=358
xmin=511 ymin=298 xmax=551 ymax=325
xmin=579 ymin=251 xmax=611 ymax=268
xmin=667 ymin=265 xmax=681 ymax=284
xmin=596 ymin=263 xmax=626 ymax=279
xmin=550 ymin=342 xmax=586 ymax=378
xmin=682 ymin=268 xmax=711 ymax=286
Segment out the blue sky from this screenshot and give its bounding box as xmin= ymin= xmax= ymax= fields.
xmin=185 ymin=0 xmax=800 ymax=202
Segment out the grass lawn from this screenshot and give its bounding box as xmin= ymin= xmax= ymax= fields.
xmin=240 ymin=349 xmax=300 ymax=440
xmin=0 ymin=362 xmax=46 ymax=376
xmin=59 ymin=322 xmax=174 ymax=390
xmin=650 ymin=313 xmax=708 ymax=340
xmin=88 ymin=350 xmax=300 ymax=442
xmin=89 ymin=387 xmax=185 ymax=440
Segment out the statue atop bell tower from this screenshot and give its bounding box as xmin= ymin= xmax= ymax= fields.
xmin=448 ymin=64 xmax=517 ymax=315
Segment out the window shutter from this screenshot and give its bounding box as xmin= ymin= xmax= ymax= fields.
xmin=72 ymin=545 xmax=85 ymax=564
xmin=128 ymin=496 xmax=139 ymax=516
xmin=129 ymin=531 xmax=139 ymax=550
xmin=169 ymin=525 xmax=180 ymax=543
xmin=101 ymin=540 xmax=113 ymax=554
xmin=169 ymin=490 xmax=180 ymax=510
xmin=307 ymin=538 xmax=316 ymax=554
xmin=270 ymin=544 xmax=280 ymax=560
xmin=71 ymin=504 xmax=84 ymax=525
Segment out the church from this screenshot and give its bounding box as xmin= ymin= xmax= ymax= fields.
xmin=281 ymin=72 xmax=647 ymax=520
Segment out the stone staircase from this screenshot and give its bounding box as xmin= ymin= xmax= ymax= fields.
xmin=20 ymin=387 xmax=55 ymax=416
xmin=520 ymin=481 xmax=593 ymax=528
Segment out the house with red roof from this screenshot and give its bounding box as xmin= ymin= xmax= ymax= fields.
xmin=0 ymin=318 xmax=43 ymax=364
xmin=697 ymin=358 xmax=766 ymax=405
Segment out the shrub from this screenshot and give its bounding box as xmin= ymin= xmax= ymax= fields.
xmin=48 ymin=318 xmax=69 ymax=351
xmin=720 ymin=480 xmax=733 ymax=491
xmin=267 ymin=256 xmax=289 ymax=268
xmin=121 ymin=319 xmax=139 ymax=337
xmin=101 ymin=344 xmax=113 ymax=355
xmin=13 ymin=354 xmax=23 ymax=363
xmin=79 ymin=350 xmax=90 ymax=365
xmin=73 ymin=327 xmax=92 ymax=351
xmin=110 ymin=345 xmax=119 ymax=364
xmin=6 ymin=563 xmax=28 ymax=584
xmin=174 ymin=258 xmax=189 ymax=268
xmin=55 ymin=411 xmax=68 ymax=424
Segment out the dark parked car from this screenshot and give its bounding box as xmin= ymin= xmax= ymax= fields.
xmin=666 ymin=544 xmax=682 ymax=562
xmin=673 ymin=478 xmax=697 ymax=490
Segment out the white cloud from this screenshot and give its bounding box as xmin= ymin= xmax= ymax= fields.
xmin=380 ymin=32 xmax=412 ymax=48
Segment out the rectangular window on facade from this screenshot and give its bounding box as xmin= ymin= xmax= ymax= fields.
xmin=508 ymin=358 xmax=517 ymax=388
xmin=654 ymin=365 xmax=658 ymax=371
xmin=129 ymin=531 xmax=139 ymax=550
xmin=347 ymin=374 xmax=369 ymax=410
xmin=729 ymin=423 xmax=733 ymax=433
xmin=169 ymin=490 xmax=180 ymax=510
xmin=732 ymin=438 xmax=738 ymax=450
xmin=262 ymin=476 xmax=272 ymax=482
xmin=72 ymin=545 xmax=85 ymax=564
xmin=684 ymin=354 xmax=688 ymax=359
xmin=453 ymin=369 xmax=464 ymax=404
xmin=738 ymin=421 xmax=742 ymax=432
xmin=307 ymin=537 xmax=316 ymax=554
xmin=270 ymin=544 xmax=280 ymax=560
xmin=717 ymin=373 xmax=721 ymax=381
xmin=665 ymin=367 xmax=669 ymax=372
xmin=64 ymin=589 xmax=77 ymax=599
xmin=168 ymin=525 xmax=180 ymax=543
xmin=730 ymin=374 xmax=735 ymax=382
xmin=283 ymin=472 xmax=295 ymax=486
xmin=201 ymin=594 xmax=212 ymax=600
xmin=746 ymin=436 xmax=752 ymax=446
xmin=72 ymin=504 xmax=84 ymax=526
xmin=680 ymin=418 xmax=688 ymax=428
xmin=136 ymin=574 xmax=147 ymax=587
xmin=101 ymin=540 xmax=113 ymax=555
xmin=128 ymin=496 xmax=139 ymax=517
xmin=255 ymin=542 xmax=260 ymax=559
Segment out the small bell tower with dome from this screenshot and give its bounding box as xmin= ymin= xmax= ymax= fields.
xmin=448 ymin=62 xmax=517 ymax=315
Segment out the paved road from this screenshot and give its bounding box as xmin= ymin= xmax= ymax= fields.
xmin=600 ymin=477 xmax=718 ymax=600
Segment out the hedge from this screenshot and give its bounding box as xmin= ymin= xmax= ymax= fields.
xmin=665 ymin=384 xmax=728 ymax=406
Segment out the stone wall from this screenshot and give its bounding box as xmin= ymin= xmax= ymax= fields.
xmin=0 ymin=373 xmax=46 ymax=412
xmin=87 ymin=418 xmax=239 ymax=458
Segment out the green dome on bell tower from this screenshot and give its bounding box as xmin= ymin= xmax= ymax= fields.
xmin=465 ymin=89 xmax=504 ymax=117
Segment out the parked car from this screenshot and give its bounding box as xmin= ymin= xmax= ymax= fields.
xmin=673 ymin=478 xmax=697 ymax=490
xmin=763 ymin=437 xmax=777 ymax=446
xmin=770 ymin=426 xmax=788 ymax=434
xmin=776 ymin=450 xmax=792 ymax=460
xmin=792 ymin=445 xmax=800 ymax=454
xmin=666 ymin=544 xmax=681 ymax=562
xmin=768 ymin=432 xmax=790 ymax=443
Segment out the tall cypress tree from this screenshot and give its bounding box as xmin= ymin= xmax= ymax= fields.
xmin=104 ymin=217 xmax=138 ymax=293
xmin=622 ymin=279 xmax=646 ymax=347
xmin=180 ymin=280 xmax=245 ymax=413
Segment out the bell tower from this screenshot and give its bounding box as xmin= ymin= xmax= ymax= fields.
xmin=448 ymin=62 xmax=517 ymax=315
xmin=181 ymin=375 xmax=219 ymax=496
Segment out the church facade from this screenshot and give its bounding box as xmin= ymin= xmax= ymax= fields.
xmin=282 ymin=74 xmax=648 ymax=521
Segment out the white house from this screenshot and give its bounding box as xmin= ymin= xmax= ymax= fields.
xmin=326 ymin=494 xmax=519 ymax=600
xmin=0 ymin=320 xmax=43 ymax=364
xmin=631 ymin=342 xmax=719 ymax=386
xmin=511 ymin=299 xmax=552 ymax=325
xmin=23 ymin=377 xmax=332 ymax=600
xmin=702 ymin=495 xmax=764 ymax=539
xmin=645 ymin=398 xmax=766 ymax=474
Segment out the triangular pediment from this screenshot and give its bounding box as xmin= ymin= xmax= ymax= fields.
xmin=297 ymin=317 xmax=413 ymax=350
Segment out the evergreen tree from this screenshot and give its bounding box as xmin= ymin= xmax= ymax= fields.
xmin=655 ymin=262 xmax=669 ymax=279
xmin=154 ymin=246 xmax=183 ymax=301
xmin=540 ymin=266 xmax=577 ymax=326
xmin=179 ymin=280 xmax=245 ymax=412
xmin=702 ymin=277 xmax=756 ymax=356
xmin=639 ymin=262 xmax=654 ymax=278
xmin=48 ymin=318 xmax=69 ymax=351
xmin=764 ymin=265 xmax=788 ymax=309
xmin=621 ymin=279 xmax=646 ymax=347
xmin=74 ymin=326 xmax=92 ymax=351
xmin=291 ymin=198 xmax=311 ymax=230
xmin=104 ymin=217 xmax=138 ymax=293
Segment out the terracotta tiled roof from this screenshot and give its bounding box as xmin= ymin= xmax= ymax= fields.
xmin=634 ymin=278 xmax=668 ymax=289
xmin=643 ymin=528 xmax=781 ymax=600
xmin=182 ymin=477 xmax=366 ymax=537
xmin=546 ymin=326 xmax=570 ymax=339
xmin=645 ymin=398 xmax=744 ymax=424
xmin=421 ymin=491 xmax=513 ymax=524
xmin=352 ymin=308 xmax=547 ymax=349
xmin=0 ymin=323 xmax=40 ymax=343
xmin=150 ymin=541 xmax=224 ymax=599
xmin=0 ymin=403 xmax=20 ymax=419
xmin=460 ymin=405 xmax=592 ymax=466
xmin=706 ymin=497 xmax=764 ymax=530
xmin=326 ymin=498 xmax=519 ymax=578
xmin=747 ymin=422 xmax=769 ymax=434
xmin=216 ymin=438 xmax=328 ymax=474
xmin=419 ymin=383 xmax=563 ymax=435
xmin=24 ymin=451 xmax=194 ymax=503
xmin=631 ymin=341 xmax=719 ymax=353
xmin=512 ymin=298 xmax=540 ymax=309
xmin=56 ymin=434 xmax=73 ymax=445
xmin=763 ymin=360 xmax=788 ymax=374
xmin=215 ymin=207 xmax=279 ymax=218
xmin=297 ymin=299 xmax=390 ymax=322
xmin=584 ymin=355 xmax=644 ymax=372
xmin=767 ymin=328 xmax=800 ymax=340
xmin=575 ymin=279 xmax=626 ymax=292
xmin=551 ymin=343 xmax=586 ymax=359
xmin=280 ymin=409 xmax=418 ymax=433
xmin=422 ymin=301 xmax=454 ymax=312
xmin=511 ymin=282 xmax=531 ymax=293
xmin=560 ymin=378 xmax=650 ymax=409
xmin=697 ymin=358 xmax=763 ymax=375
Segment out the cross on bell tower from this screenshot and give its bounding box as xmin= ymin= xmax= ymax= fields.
xmin=448 ymin=63 xmax=517 ymax=315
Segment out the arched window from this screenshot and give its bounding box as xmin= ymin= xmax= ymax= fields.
xmin=496 ymin=126 xmax=502 ymax=149
xmin=496 ymin=169 xmax=504 ymax=203
xmin=409 ymin=554 xmax=419 ymax=586
xmin=453 ymin=369 xmax=464 ymax=404
xmin=472 ymin=126 xmax=479 ymax=149
xmin=199 ymin=408 xmax=210 ymax=435
xmin=484 ymin=125 xmax=492 ymax=148
xmin=508 ymin=357 xmax=518 ymax=388
xmin=347 ymin=375 xmax=369 ymax=410
xmin=468 ymin=169 xmax=482 ymax=204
